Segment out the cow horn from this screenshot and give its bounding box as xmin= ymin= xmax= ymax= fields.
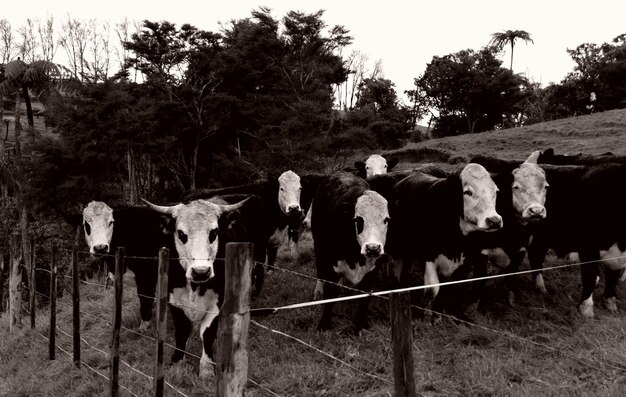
xmin=141 ymin=198 xmax=181 ymax=216
xmin=524 ymin=151 xmax=541 ymax=164
xmin=217 ymin=196 xmax=251 ymax=214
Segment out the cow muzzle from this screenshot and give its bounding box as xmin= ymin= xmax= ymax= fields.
xmin=523 ymin=205 xmax=546 ymax=220
xmin=92 ymin=244 xmax=110 ymax=254
xmin=484 ymin=215 xmax=503 ymax=230
xmin=364 ymin=243 xmax=383 ymax=258
xmin=189 ymin=266 xmax=213 ymax=283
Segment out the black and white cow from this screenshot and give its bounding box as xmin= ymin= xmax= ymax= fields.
xmin=143 ymin=196 xmax=250 ymax=378
xmin=80 ymin=201 xmax=175 ymax=330
xmin=354 ymin=154 xmax=399 ymax=179
xmin=311 ymin=172 xmax=390 ymax=333
xmin=386 ymin=163 xmax=503 ymax=315
xmin=525 ymin=162 xmax=626 ymax=318
xmin=183 ymin=170 xmax=306 ymax=296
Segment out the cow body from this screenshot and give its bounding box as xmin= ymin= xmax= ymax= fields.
xmin=386 ymin=164 xmax=502 ymax=315
xmin=144 ymin=196 xmax=250 ymax=378
xmin=311 ymin=172 xmax=389 ymax=333
xmin=527 ymin=163 xmax=626 ymax=317
xmin=81 ymin=201 xmax=174 ymax=330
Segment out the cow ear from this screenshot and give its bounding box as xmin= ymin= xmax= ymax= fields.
xmin=354 ymin=161 xmax=365 ymax=173
xmin=386 ymin=157 xmax=399 ymax=170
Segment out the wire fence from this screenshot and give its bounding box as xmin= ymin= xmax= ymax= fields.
xmin=6 ymin=244 xmax=626 ymax=396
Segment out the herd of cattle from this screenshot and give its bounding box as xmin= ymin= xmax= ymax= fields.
xmin=76 ymin=150 xmax=626 ymax=378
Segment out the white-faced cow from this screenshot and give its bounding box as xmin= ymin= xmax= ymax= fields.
xmin=524 ymin=161 xmax=626 ymax=318
xmin=354 ymin=154 xmax=399 ymax=179
xmin=182 ymin=170 xmax=309 ymax=297
xmin=80 ymin=201 xmax=175 ymax=331
xmin=311 ymin=172 xmax=390 ymax=333
xmin=386 ymin=163 xmax=503 ymax=317
xmin=143 ymin=196 xmax=250 ymax=378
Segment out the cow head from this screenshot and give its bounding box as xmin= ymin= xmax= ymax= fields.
xmin=511 ymin=151 xmax=548 ymax=224
xmin=82 ymin=201 xmax=114 ymax=254
xmin=355 ymin=154 xmax=399 ymax=178
xmin=354 ymin=190 xmax=389 ymax=258
xmin=277 ymin=170 xmax=302 ymax=216
xmin=143 ymin=197 xmax=249 ymax=283
xmin=459 ymin=163 xmax=502 ymax=234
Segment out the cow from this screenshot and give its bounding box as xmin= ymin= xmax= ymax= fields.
xmin=311 ymin=172 xmax=390 ymax=334
xmin=386 ymin=163 xmax=503 ymax=317
xmin=524 ymin=162 xmax=626 ymax=318
xmin=467 ymin=152 xmax=549 ymax=305
xmin=354 ymin=154 xmax=399 ymax=179
xmin=537 ymin=148 xmax=626 ymax=166
xmin=182 ymin=170 xmax=314 ymax=297
xmin=80 ymin=201 xmax=175 ymax=331
xmin=143 ymin=196 xmax=250 ymax=378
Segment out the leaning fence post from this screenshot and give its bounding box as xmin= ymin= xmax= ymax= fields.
xmin=9 ymin=232 xmax=22 ymax=331
xmin=110 ymin=247 xmax=125 ymax=397
xmin=389 ymin=260 xmax=417 ymax=397
xmin=29 ymin=238 xmax=36 ymax=329
xmin=217 ymin=242 xmax=253 ymax=397
xmin=49 ymin=247 xmax=57 ymax=360
xmin=71 ymin=249 xmax=80 ymax=367
xmin=153 ymin=247 xmax=169 ymax=397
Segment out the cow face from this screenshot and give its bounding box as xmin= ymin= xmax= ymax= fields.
xmin=459 ymin=163 xmax=502 ymax=234
xmin=82 ymin=201 xmax=114 ymax=254
xmin=277 ymin=170 xmax=302 ymax=216
xmin=512 ymin=163 xmax=548 ymax=223
xmin=354 ymin=190 xmax=389 ymax=258
xmin=143 ymin=197 xmax=249 ymax=283
xmin=356 ymin=154 xmax=398 ymax=178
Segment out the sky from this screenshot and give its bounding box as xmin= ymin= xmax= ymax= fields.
xmin=4 ymin=0 xmax=625 ymax=103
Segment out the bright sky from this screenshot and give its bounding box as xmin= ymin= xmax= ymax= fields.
xmin=4 ymin=0 xmax=625 ymax=103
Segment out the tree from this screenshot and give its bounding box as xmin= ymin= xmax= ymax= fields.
xmin=489 ymin=29 xmax=534 ymax=71
xmin=416 ymin=47 xmax=529 ymax=135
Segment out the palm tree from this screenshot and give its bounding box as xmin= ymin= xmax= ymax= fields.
xmin=489 ymin=30 xmax=534 ymax=71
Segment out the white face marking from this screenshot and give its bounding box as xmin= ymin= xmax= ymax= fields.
xmin=364 ymin=154 xmax=388 ymax=177
xmin=354 ymin=190 xmax=389 ymax=257
xmin=333 ymin=258 xmax=377 ymax=286
xmin=512 ymin=163 xmax=548 ymax=223
xmin=278 ymin=170 xmax=302 ymax=215
xmin=600 ymin=243 xmax=626 ymax=270
xmin=460 ymin=163 xmax=502 ymax=234
xmin=82 ymin=201 xmax=114 ymax=254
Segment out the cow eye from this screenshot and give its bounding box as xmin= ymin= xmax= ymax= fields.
xmin=209 ymin=228 xmax=219 ymax=243
xmin=177 ymin=230 xmax=188 ymax=244
xmin=384 ymin=217 xmax=390 ymax=224
xmin=463 ymin=190 xmax=473 ymax=197
xmin=354 ymin=217 xmax=364 ymax=234
xmin=108 ymin=220 xmax=114 ymax=227
xmin=280 ymin=187 xmax=285 ymax=192
xmin=84 ymin=222 xmax=91 ymax=236
xmin=512 ymin=184 xmax=520 ymax=190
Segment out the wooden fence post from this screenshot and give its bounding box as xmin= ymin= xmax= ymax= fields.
xmin=217 ymin=242 xmax=253 ymax=397
xmin=0 ymin=247 xmax=5 ymax=314
xmin=9 ymin=232 xmax=22 ymax=331
xmin=153 ymin=247 xmax=169 ymax=397
xmin=110 ymin=247 xmax=125 ymax=397
xmin=389 ymin=260 xmax=417 ymax=397
xmin=29 ymin=238 xmax=36 ymax=329
xmin=49 ymin=247 xmax=57 ymax=360
xmin=71 ymin=249 xmax=80 ymax=367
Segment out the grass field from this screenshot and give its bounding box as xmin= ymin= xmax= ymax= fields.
xmin=2 ymin=108 xmax=626 ymax=396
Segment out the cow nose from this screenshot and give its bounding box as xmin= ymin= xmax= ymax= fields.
xmin=486 ymin=216 xmax=502 ymax=229
xmin=93 ymin=244 xmax=109 ymax=254
xmin=365 ymin=243 xmax=382 ymax=258
xmin=288 ymin=205 xmax=301 ymax=214
xmin=528 ymin=205 xmax=546 ymax=217
xmin=191 ymin=267 xmax=212 ymax=281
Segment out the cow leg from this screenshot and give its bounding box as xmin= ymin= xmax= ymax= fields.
xmin=135 ymin=272 xmax=157 ymax=331
xmin=528 ymin=239 xmax=549 ymax=294
xmin=199 ymin=301 xmax=220 ymax=379
xmin=317 ymin=272 xmax=340 ymax=331
xmin=266 ymin=245 xmax=278 ymax=273
xmin=251 ymin=261 xmax=265 ymax=300
xmin=578 ymin=251 xmax=600 ymax=318
xmin=353 ymin=272 xmax=375 ymax=334
xmin=170 ymin=305 xmax=191 ymax=363
xmin=602 ymin=267 xmax=621 ymax=314
xmin=503 ymin=249 xmax=526 ymax=306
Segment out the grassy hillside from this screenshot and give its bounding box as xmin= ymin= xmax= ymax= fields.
xmin=2 ymin=108 xmax=626 ymax=396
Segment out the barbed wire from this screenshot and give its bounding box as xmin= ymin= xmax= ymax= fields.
xmin=251 ymin=319 xmax=392 ymax=385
